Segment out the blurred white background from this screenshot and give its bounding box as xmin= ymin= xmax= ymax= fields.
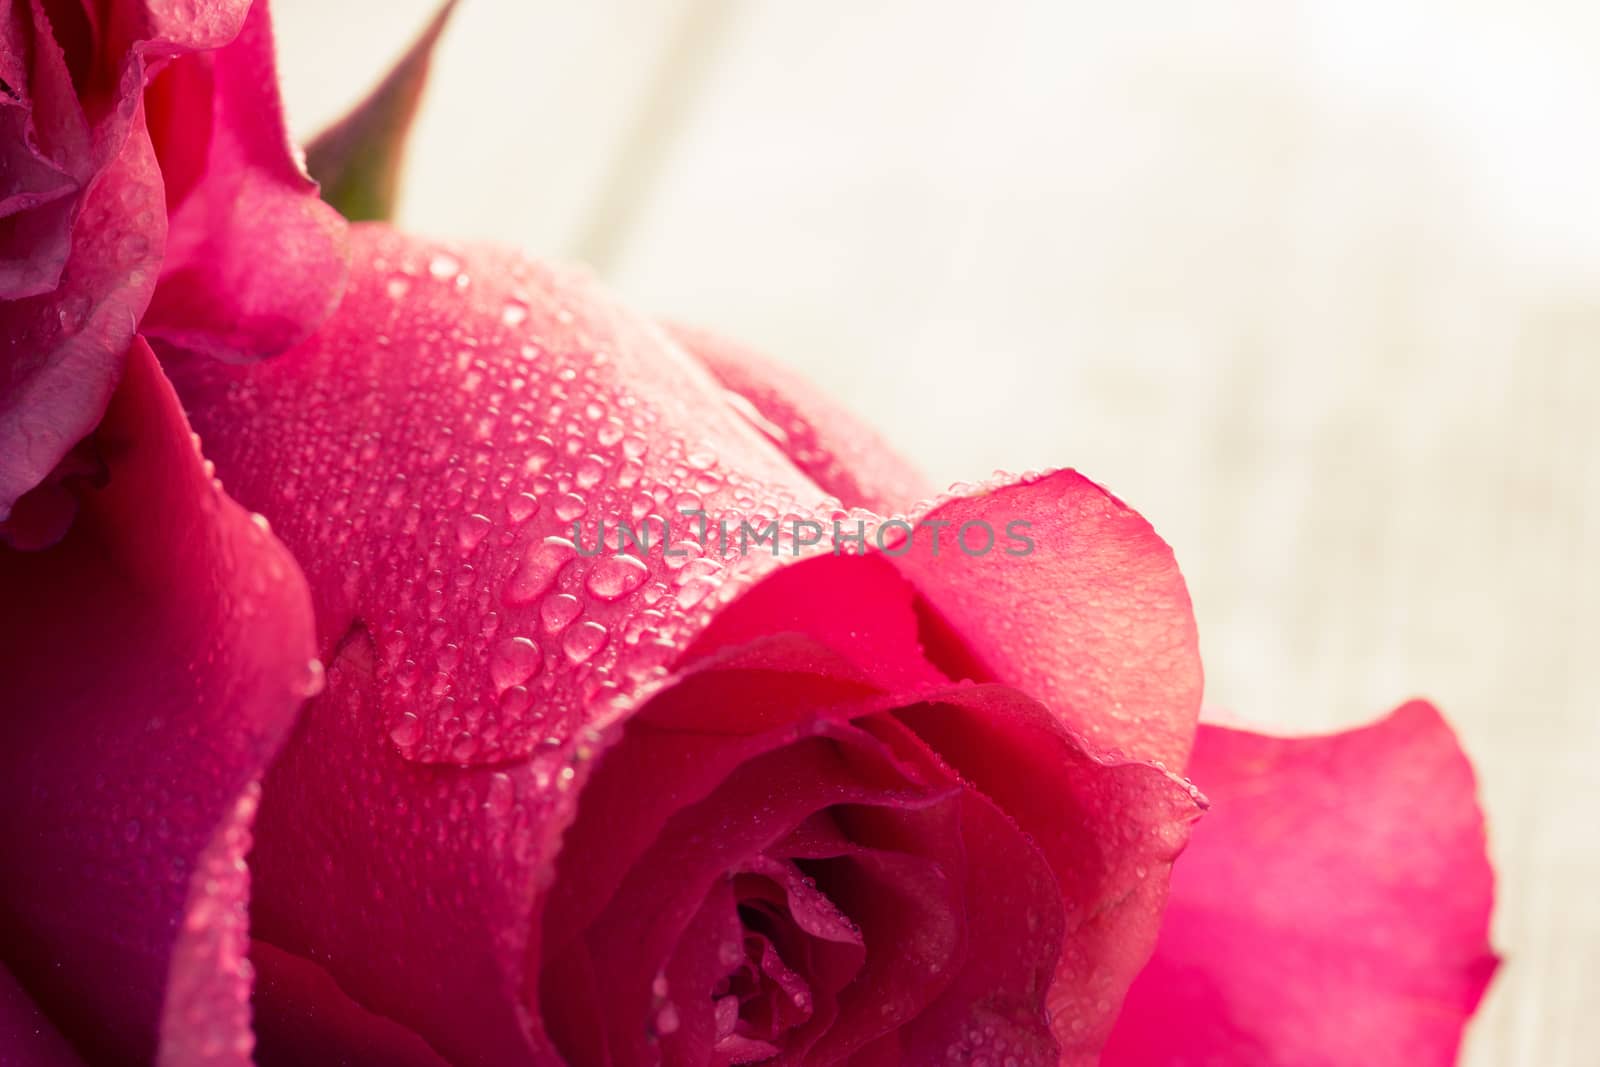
xmin=275 ymin=2 xmax=1600 ymax=1062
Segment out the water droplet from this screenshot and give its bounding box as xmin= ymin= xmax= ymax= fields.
xmin=490 ymin=636 xmax=541 ymax=690
xmin=585 ymin=554 xmax=648 ymax=600
xmin=456 ymin=513 xmax=492 ymax=551
xmin=390 ymin=712 xmax=421 ymax=750
xmin=428 ymin=251 xmax=461 ymax=280
xmin=505 ymin=537 xmax=576 ymax=605
xmin=499 ymin=685 xmax=531 ymax=716
xmin=541 ymin=593 xmax=581 ymax=633
xmin=294 ymin=658 xmax=326 ymax=698
xmin=563 ymin=621 xmax=608 ymax=664
xmin=506 ymin=492 xmax=538 ymax=523
xmin=501 ymin=298 xmax=529 ymax=328
xmin=553 ymin=493 xmax=587 ymax=522
xmin=486 ymin=772 xmax=514 ymax=816
xmin=575 ymin=455 xmax=606 ymax=490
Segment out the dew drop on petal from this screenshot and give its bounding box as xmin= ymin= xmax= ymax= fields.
xmin=456 ymin=513 xmax=492 ymax=551
xmin=501 ymin=298 xmax=529 ymax=328
xmin=389 ymin=712 xmax=421 ymax=750
xmin=489 ymin=636 xmax=542 ymax=690
xmin=585 ymin=554 xmax=648 ymax=600
xmin=563 ymin=621 xmax=608 ymax=664
xmin=506 ymin=492 xmax=538 ymax=523
xmin=428 ymin=251 xmax=461 ymax=281
xmin=541 ymin=593 xmax=581 ymax=633
xmin=505 ymin=537 xmax=576 ymax=605
xmin=486 ymin=772 xmax=514 ymax=816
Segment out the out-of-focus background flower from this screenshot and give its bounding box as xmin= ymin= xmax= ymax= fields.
xmin=275 ymin=2 xmax=1599 ymax=1062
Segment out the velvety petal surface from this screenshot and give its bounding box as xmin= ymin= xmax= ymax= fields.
xmin=141 ymin=0 xmax=348 ymax=361
xmin=1101 ymin=702 xmax=1498 ymax=1067
xmin=0 ymin=341 xmax=317 ymax=1064
xmin=664 ymin=322 xmax=933 ymax=514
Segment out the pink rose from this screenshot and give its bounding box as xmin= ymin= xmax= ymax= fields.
xmin=0 ymin=9 xmax=1496 ymax=1066
xmin=0 ymin=0 xmax=345 ymax=539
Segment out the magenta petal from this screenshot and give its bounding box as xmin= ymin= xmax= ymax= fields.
xmin=889 ymin=469 xmax=1203 ymax=768
xmin=140 ymin=0 xmax=348 ymax=362
xmin=0 ymin=0 xmax=90 ymax=301
xmin=665 ymin=321 xmax=933 ymax=514
xmin=0 ymin=341 xmax=317 ymax=1063
xmin=895 ymin=686 xmax=1203 ymax=1062
xmin=250 ymin=942 xmax=450 ymax=1067
xmin=1102 ymin=702 xmax=1499 ymax=1067
xmin=170 ymin=225 xmax=835 ymax=768
xmin=0 ymin=99 xmax=163 ymax=521
xmin=683 ymin=551 xmax=948 ymax=693
xmin=0 ymin=962 xmax=84 ymax=1067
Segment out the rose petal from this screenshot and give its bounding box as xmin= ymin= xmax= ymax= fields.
xmin=168 ymin=225 xmax=836 ymax=769
xmin=682 ymin=550 xmax=947 ymax=693
xmin=893 ymin=785 xmax=1063 ymax=1067
xmin=1101 ymin=702 xmax=1499 ymax=1067
xmin=140 ymin=0 xmax=348 ymax=361
xmin=555 ymin=732 xmax=958 ymax=1066
xmin=250 ymin=942 xmax=449 ymax=1067
xmin=0 ymin=961 xmax=84 ymax=1067
xmin=664 ymin=321 xmax=933 ymax=513
xmin=0 ymin=97 xmax=163 ymax=522
xmin=0 ymin=0 xmax=91 ymax=300
xmin=114 ymin=0 xmax=250 ymax=56
xmin=658 ymin=876 xmax=745 ymax=1066
xmin=894 ymin=688 xmax=1202 ymax=1062
xmin=246 ymin=624 xmax=570 ymax=1065
xmin=0 ymin=340 xmax=316 ymax=1063
xmin=889 ymin=468 xmax=1203 ymax=768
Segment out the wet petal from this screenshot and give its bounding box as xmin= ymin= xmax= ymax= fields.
xmin=1102 ymin=703 xmax=1499 ymax=1067
xmin=169 ymin=224 xmax=833 ymax=769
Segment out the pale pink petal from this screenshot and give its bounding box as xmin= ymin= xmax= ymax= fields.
xmin=888 ymin=469 xmax=1203 ymax=768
